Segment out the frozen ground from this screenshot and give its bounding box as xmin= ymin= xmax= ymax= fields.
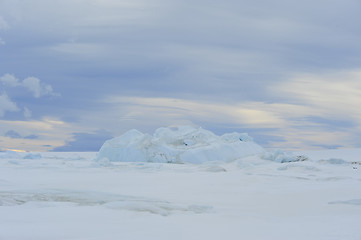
xmin=0 ymin=149 xmax=360 ymax=240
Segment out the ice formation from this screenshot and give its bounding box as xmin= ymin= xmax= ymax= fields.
xmin=0 ymin=151 xmax=20 ymax=159
xmin=261 ymin=149 xmax=308 ymax=163
xmin=96 ymin=126 xmax=264 ymax=163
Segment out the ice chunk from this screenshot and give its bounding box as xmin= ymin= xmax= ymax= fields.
xmin=261 ymin=149 xmax=308 ymax=163
xmin=318 ymin=158 xmax=348 ymax=165
xmin=96 ymin=126 xmax=264 ymax=163
xmin=0 ymin=151 xmax=20 ymax=159
xmin=23 ymin=153 xmax=42 ymax=159
xmin=221 ymin=132 xmax=253 ymax=142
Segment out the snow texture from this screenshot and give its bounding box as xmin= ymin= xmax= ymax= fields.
xmin=96 ymin=126 xmax=264 ymax=163
xmin=0 ymin=148 xmax=361 ymax=240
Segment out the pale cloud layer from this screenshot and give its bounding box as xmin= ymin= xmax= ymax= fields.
xmin=1 ymin=0 xmax=361 ymax=151
xmin=276 ymin=71 xmax=361 ymax=121
xmin=0 ymin=118 xmax=74 ymax=152
xmin=97 ymin=92 xmax=357 ymax=150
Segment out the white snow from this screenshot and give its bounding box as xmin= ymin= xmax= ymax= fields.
xmin=96 ymin=126 xmax=264 ymax=163
xmin=0 ymin=128 xmax=361 ymax=239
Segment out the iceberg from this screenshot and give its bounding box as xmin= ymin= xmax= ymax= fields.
xmin=96 ymin=126 xmax=264 ymax=163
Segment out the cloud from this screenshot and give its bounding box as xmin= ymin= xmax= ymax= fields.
xmin=273 ymin=70 xmax=361 ymax=124
xmin=0 ymin=73 xmax=19 ymax=87
xmin=1 ymin=74 xmax=60 ymax=98
xmin=52 ymin=130 xmax=113 ymax=152
xmin=0 ymin=93 xmax=19 ymax=117
xmin=0 ymin=16 xmax=9 ymax=30
xmin=0 ymin=118 xmax=78 ymax=152
xmin=24 ymin=134 xmax=38 ymax=139
xmin=263 ymin=69 xmax=361 ymax=148
xmin=0 ymin=73 xmax=60 ymax=98
xmin=97 ymin=80 xmax=361 ymax=150
xmin=103 ymin=96 xmax=286 ymax=128
xmin=4 ymin=130 xmax=22 ymax=138
xmin=0 ymin=16 xmax=9 ymax=45
xmin=23 ymin=107 xmax=32 ymax=118
xmin=22 ymin=77 xmax=59 ymax=98
xmin=3 ymin=129 xmax=38 ymax=139
xmin=0 ymin=74 xmax=59 ymax=120
xmin=96 ymin=96 xmax=295 ymax=147
xmin=1 ymin=0 xmax=361 ymax=151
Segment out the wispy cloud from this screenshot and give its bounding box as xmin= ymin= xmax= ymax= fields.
xmin=3 ymin=129 xmax=38 ymax=139
xmin=0 ymin=117 xmax=113 ymax=152
xmin=0 ymin=93 xmax=19 ymax=117
xmin=99 ymin=69 xmax=361 ymax=150
xmin=0 ymin=73 xmax=19 ymax=87
xmin=22 ymin=77 xmax=60 ymax=98
xmin=0 ymin=74 xmax=60 ymax=98
xmin=274 ymin=70 xmax=361 ymax=122
xmin=23 ymin=107 xmax=32 ymax=118
xmin=0 ymin=15 xmax=9 ymax=46
xmin=104 ymin=96 xmax=283 ymax=127
xmin=0 ymin=74 xmax=60 ymax=120
xmin=0 ymin=118 xmax=72 ymax=151
xmin=0 ymin=16 xmax=9 ymax=30
xmin=4 ymin=130 xmax=22 ymax=138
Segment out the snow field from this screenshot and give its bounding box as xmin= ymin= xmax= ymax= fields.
xmin=0 ymin=149 xmax=361 ymax=239
xmin=1 ymin=126 xmax=361 ymax=239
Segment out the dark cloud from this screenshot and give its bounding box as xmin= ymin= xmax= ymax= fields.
xmin=52 ymin=130 xmax=113 ymax=152
xmin=24 ymin=134 xmax=38 ymax=139
xmin=4 ymin=130 xmax=39 ymax=139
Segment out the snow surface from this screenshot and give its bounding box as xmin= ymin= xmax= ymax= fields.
xmin=1 ymin=129 xmax=361 ymax=239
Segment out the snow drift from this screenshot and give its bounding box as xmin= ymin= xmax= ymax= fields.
xmin=96 ymin=126 xmax=264 ymax=163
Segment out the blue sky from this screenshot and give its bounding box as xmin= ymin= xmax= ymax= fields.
xmin=1 ymin=0 xmax=361 ymax=152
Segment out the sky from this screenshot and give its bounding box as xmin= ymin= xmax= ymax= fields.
xmin=1 ymin=0 xmax=361 ymax=152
